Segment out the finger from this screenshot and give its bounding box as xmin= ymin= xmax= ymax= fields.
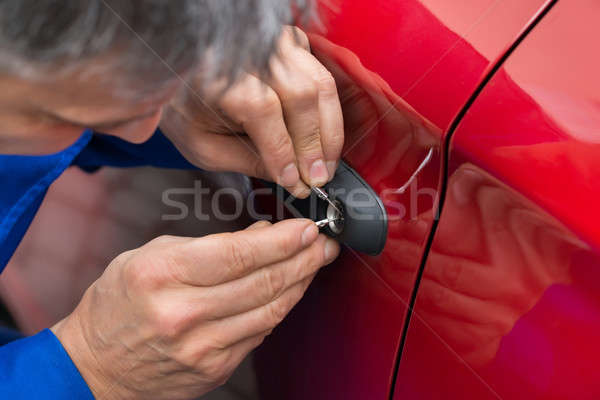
xmin=308 ymin=32 xmax=386 ymax=95
xmin=292 ymin=51 xmax=344 ymax=180
xmin=193 ymin=329 xmax=270 ymax=389
xmin=219 ymin=75 xmax=309 ymax=197
xmin=170 ymin=218 xmax=319 ymax=286
xmin=417 ymin=278 xmax=521 ymax=325
xmin=418 ymin=312 xmax=503 ymax=356
xmin=207 ymin=273 xmax=317 ymax=346
xmin=423 ymin=251 xmax=510 ymax=300
xmin=423 ymin=250 xmax=543 ymax=313
xmin=178 ymin=131 xmax=270 ymax=180
xmin=161 ymin=101 xmax=268 ymax=179
xmin=267 ymin=53 xmax=328 ymax=187
xmin=245 ymin=220 xmax=272 ymax=230
xmin=146 ymin=235 xmax=189 ymax=246
xmin=280 ymin=26 xmax=310 ymax=52
xmin=219 ymin=329 xmax=271 ymax=376
xmin=182 ymin=235 xmax=338 ymax=319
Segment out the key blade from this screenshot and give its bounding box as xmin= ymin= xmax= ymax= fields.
xmin=311 ymin=186 xmax=342 ymax=215
xmin=311 ymin=186 xmax=329 ymax=201
xmin=315 ymin=217 xmax=337 ymax=228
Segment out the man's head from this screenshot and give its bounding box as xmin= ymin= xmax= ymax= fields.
xmin=0 ymin=0 xmax=310 ymax=153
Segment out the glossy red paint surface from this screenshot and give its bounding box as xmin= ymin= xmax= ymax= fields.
xmin=317 ymin=0 xmax=548 ymax=132
xmin=256 ymin=0 xmax=548 ymax=398
xmin=395 ymin=1 xmax=600 ymax=399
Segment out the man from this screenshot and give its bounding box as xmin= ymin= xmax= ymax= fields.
xmin=0 ymin=1 xmax=343 ymax=398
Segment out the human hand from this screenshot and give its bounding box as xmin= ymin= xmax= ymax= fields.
xmin=51 ymin=219 xmax=340 ymax=399
xmin=414 ymin=166 xmax=575 ymax=367
xmin=160 ymin=26 xmax=344 ymax=198
xmin=307 ymin=33 xmax=439 ymax=181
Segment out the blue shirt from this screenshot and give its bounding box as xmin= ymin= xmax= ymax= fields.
xmin=0 ymin=129 xmax=194 ymax=398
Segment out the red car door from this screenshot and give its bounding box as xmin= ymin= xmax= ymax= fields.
xmin=394 ymin=1 xmax=600 ymax=399
xmin=255 ymin=0 xmax=550 ymax=398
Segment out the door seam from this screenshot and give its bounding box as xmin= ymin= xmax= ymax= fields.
xmin=387 ymin=0 xmax=560 ymax=398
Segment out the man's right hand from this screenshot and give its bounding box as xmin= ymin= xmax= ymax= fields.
xmin=51 ymin=219 xmax=339 ymax=400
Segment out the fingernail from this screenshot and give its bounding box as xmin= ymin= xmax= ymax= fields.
xmin=291 ymin=185 xmax=312 ymax=199
xmin=326 ymin=161 xmax=337 ymax=181
xmin=280 ymin=163 xmax=300 ymax=187
xmin=302 ymin=223 xmax=319 ymax=246
xmin=324 ymin=238 xmax=340 ymax=263
xmin=310 ymin=159 xmax=328 ymax=186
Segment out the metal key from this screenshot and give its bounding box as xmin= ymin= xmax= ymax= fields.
xmin=315 ymin=217 xmax=338 ymax=228
xmin=311 ymin=186 xmax=342 ymax=215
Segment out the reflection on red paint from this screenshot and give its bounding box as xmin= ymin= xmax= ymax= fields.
xmin=256 ymin=0 xmax=550 ymax=398
xmin=255 ymin=33 xmax=441 ymax=400
xmin=396 ymin=1 xmax=600 ymax=398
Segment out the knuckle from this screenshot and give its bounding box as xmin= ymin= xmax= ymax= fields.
xmin=294 ymin=280 xmax=311 ymax=302
xmin=200 ymin=351 xmax=232 ymax=385
xmin=441 ymin=262 xmax=461 ymax=291
xmin=249 ymin=220 xmax=272 ymax=229
xmin=272 ymin=228 xmax=296 ymax=257
xmin=149 ymin=303 xmax=192 ymax=339
xmin=296 ymin=29 xmax=310 ymax=50
xmin=307 ymin=243 xmax=326 ymax=270
xmin=328 ymin=129 xmax=345 ymax=151
xmin=283 ymin=82 xmax=318 ymax=106
xmin=295 ymin=125 xmax=322 ymax=153
xmin=432 ymin=285 xmax=447 ymax=307
xmin=422 ymin=283 xmax=447 ymax=310
xmin=316 ymin=70 xmax=338 ymax=97
xmin=259 ymin=135 xmax=295 ymax=174
xmin=254 ymin=333 xmax=267 ymax=347
xmin=302 ymin=274 xmax=317 ymax=291
xmin=250 ymin=156 xmax=267 ymax=179
xmin=190 ymin=146 xmax=218 ymax=170
xmin=294 ymin=248 xmax=320 ymax=280
xmin=493 ymin=313 xmax=515 ymax=336
xmin=269 ymin=133 xmax=293 ymax=160
xmin=109 ymin=249 xmax=136 ymax=269
xmin=505 ymin=281 xmax=532 ymax=312
xmin=263 ymin=267 xmax=286 ymax=300
xmin=148 ymin=234 xmax=176 ymax=246
xmin=122 ymin=254 xmax=163 ymax=292
xmin=287 ymin=26 xmax=310 ymax=49
xmin=214 ymin=372 xmax=231 ymax=388
xmin=266 ymin=298 xmax=290 ymax=327
xmin=224 ymin=234 xmax=257 ymax=278
xmin=243 ymin=90 xmax=281 ymax=121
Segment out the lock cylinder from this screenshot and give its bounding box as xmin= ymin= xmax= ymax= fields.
xmin=269 ymin=161 xmax=388 ymax=256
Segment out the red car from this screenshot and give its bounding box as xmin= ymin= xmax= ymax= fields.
xmin=254 ymin=0 xmax=600 ymax=399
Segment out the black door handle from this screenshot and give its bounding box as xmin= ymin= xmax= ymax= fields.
xmin=267 ymin=161 xmax=388 ymax=256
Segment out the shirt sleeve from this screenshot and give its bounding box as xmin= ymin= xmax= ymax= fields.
xmin=0 ymin=129 xmax=194 ymax=398
xmin=0 ymin=329 xmax=94 ymax=399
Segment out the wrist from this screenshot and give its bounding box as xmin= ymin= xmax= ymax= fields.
xmin=51 ymin=305 xmax=120 ymax=399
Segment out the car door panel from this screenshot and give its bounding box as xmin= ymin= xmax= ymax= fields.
xmin=255 ymin=0 xmax=550 ymax=398
xmin=394 ymin=1 xmax=600 ymax=398
xmin=318 ymin=0 xmax=550 ymax=131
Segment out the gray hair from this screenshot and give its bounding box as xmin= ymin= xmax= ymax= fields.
xmin=0 ymin=0 xmax=312 ymax=94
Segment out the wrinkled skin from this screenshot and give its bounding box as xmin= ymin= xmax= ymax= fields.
xmin=53 ymin=219 xmax=339 ymax=399
xmin=0 ymin=26 xmax=344 ymax=399
xmin=162 ymin=27 xmax=344 ymax=198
